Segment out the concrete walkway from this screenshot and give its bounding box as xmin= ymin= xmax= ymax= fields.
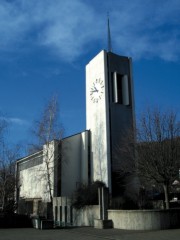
xmin=0 ymin=227 xmax=180 ymax=240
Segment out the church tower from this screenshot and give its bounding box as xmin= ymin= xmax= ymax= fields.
xmin=86 ymin=50 xmax=135 ymax=194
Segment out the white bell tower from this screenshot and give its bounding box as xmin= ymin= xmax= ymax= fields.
xmin=86 ymin=50 xmax=135 ymax=194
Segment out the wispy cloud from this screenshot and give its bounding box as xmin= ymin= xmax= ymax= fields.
xmin=8 ymin=117 xmax=29 ymax=126
xmin=0 ymin=0 xmax=179 ymax=61
xmin=111 ymin=0 xmax=180 ymax=61
xmin=0 ymin=116 xmax=29 ymax=126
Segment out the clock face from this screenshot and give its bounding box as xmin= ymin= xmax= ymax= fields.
xmin=90 ymin=78 xmax=104 ymax=103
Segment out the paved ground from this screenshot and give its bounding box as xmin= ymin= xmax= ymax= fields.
xmin=0 ymin=227 xmax=180 ymax=240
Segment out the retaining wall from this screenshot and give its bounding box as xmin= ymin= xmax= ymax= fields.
xmin=108 ymin=209 xmax=180 ymax=230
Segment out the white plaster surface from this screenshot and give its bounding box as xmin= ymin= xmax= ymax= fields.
xmin=86 ymin=50 xmax=111 ymax=189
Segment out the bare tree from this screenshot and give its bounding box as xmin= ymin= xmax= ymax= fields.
xmin=136 ymin=108 xmax=180 ymax=209
xmin=0 ymin=117 xmax=7 ymax=144
xmin=0 ymin=147 xmax=20 ymax=212
xmin=114 ymin=108 xmax=180 ymax=209
xmin=30 ymin=96 xmax=64 ymax=205
xmin=0 ymin=118 xmax=20 ymax=212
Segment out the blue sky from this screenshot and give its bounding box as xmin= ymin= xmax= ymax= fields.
xmin=0 ymin=0 xmax=180 ymax=150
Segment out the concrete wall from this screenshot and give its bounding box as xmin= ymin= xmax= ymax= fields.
xmin=108 ymin=209 xmax=180 ymax=230
xmin=86 ymin=50 xmax=111 ymax=190
xmin=53 ymin=197 xmax=99 ymax=227
xmin=107 ymin=52 xmax=135 ymax=172
xmin=73 ymin=206 xmax=99 ymax=226
xmin=80 ymin=131 xmax=89 ymax=184
xmin=17 ymin=151 xmax=45 ymax=200
xmin=61 ymin=131 xmax=89 ymax=197
xmin=17 ymin=131 xmax=89 ymax=203
xmin=17 ymin=141 xmax=58 ymax=202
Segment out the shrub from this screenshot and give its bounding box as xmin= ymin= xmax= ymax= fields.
xmin=72 ymin=181 xmax=105 ymax=209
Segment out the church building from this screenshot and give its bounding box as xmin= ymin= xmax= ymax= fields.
xmin=16 ymin=50 xmax=135 ymax=217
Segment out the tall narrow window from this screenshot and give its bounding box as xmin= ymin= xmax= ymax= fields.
xmin=113 ymin=72 xmax=123 ymax=104
xmin=112 ymin=72 xmax=129 ymax=105
xmin=113 ymin=72 xmax=118 ymax=103
xmin=122 ymin=75 xmax=129 ymax=105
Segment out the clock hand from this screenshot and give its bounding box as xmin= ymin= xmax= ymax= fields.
xmin=93 ymin=83 xmax=99 ymax=92
xmin=91 ymin=87 xmax=98 ymax=93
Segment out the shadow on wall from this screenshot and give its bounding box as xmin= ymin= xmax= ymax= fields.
xmin=18 ymin=198 xmax=52 ymax=219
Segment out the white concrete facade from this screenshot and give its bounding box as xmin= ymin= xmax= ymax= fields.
xmin=17 ymin=141 xmax=57 ymax=202
xmin=86 ymin=50 xmax=111 ymax=190
xmin=16 ymin=131 xmax=89 ymax=210
xmin=61 ymin=131 xmax=89 ymax=197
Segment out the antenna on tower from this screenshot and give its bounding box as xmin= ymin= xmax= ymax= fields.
xmin=107 ymin=12 xmax=112 ymax=52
